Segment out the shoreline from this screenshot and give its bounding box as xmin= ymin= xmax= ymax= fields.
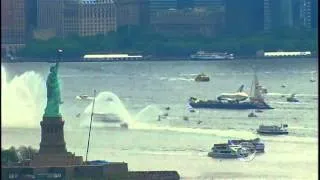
xmin=1 ymin=56 xmax=318 ymax=63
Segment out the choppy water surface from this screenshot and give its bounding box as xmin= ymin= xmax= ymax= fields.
xmin=1 ymin=58 xmax=318 ymax=179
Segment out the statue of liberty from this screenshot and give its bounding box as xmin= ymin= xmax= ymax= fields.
xmin=44 ymin=50 xmax=63 ymax=117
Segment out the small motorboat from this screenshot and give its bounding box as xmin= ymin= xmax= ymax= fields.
xmin=281 ymin=84 xmax=287 ymax=88
xmin=287 ymin=94 xmax=299 ymax=102
xmin=195 ymin=73 xmax=210 ymax=82
xmin=257 ymin=124 xmax=288 ymax=135
xmin=165 ymin=107 xmax=170 ymax=110
xmin=310 ymin=72 xmax=316 ymax=82
xmin=248 ymin=112 xmax=257 ymax=117
xmin=120 ymin=123 xmax=128 ymax=129
xmin=76 ymin=95 xmax=93 ymax=100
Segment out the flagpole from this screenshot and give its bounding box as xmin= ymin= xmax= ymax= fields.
xmin=85 ymin=89 xmax=97 ymax=162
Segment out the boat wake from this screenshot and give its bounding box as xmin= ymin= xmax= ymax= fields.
xmin=272 ymin=101 xmax=309 ymax=105
xmin=159 ymin=77 xmax=194 ymax=82
xmin=267 ymin=93 xmax=317 ymax=97
xmin=130 ymin=123 xmax=258 ymax=139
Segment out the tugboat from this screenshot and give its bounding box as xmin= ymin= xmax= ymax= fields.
xmin=286 ymin=94 xmax=299 ymax=102
xmin=195 ymin=73 xmax=210 ymax=82
xmin=257 ymin=124 xmax=288 ymax=135
xmin=189 ymin=73 xmax=273 ymax=110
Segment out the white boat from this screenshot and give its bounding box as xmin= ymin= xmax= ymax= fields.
xmin=257 ymin=124 xmax=288 ymax=135
xmin=92 ymin=113 xmax=129 ymax=129
xmin=190 ymin=51 xmax=234 ymax=60
xmin=76 ymin=95 xmax=94 ymax=100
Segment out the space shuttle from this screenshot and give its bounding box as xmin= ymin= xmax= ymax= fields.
xmin=217 ymin=85 xmax=249 ymax=102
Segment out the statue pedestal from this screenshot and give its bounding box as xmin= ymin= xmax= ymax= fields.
xmin=39 ymin=116 xmax=67 ymax=154
xmin=31 ymin=116 xmax=83 ymax=167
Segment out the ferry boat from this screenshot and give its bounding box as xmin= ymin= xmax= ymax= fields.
xmin=228 ymin=138 xmax=265 ymax=153
xmin=190 ymin=51 xmax=234 ymax=60
xmin=257 ymin=124 xmax=288 ymax=135
xmin=208 ymin=144 xmax=248 ymax=158
xmin=188 ymin=73 xmax=273 ymax=110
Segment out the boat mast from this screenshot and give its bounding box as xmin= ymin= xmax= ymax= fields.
xmin=85 ymin=89 xmax=97 ymax=162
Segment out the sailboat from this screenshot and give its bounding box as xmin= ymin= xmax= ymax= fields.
xmin=188 ymin=72 xmax=273 ymax=109
xmin=310 ymin=71 xmax=316 ymax=82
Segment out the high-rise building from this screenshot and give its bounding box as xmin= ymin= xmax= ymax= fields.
xmin=176 ymin=0 xmax=225 ymax=10
xmin=37 ymin=0 xmax=147 ymax=38
xmin=149 ymin=0 xmax=177 ymax=22
xmin=177 ymin=0 xmax=193 ymax=9
xmin=264 ymin=0 xmax=294 ymax=31
xmin=37 ymin=0 xmax=64 ymax=37
xmin=310 ymin=0 xmax=317 ymax=28
xmin=226 ymin=0 xmax=264 ymax=35
xmin=299 ymin=0 xmax=312 ymax=29
xmin=77 ymin=0 xmax=117 ymax=37
xmin=1 ymin=0 xmax=26 ymax=54
xmin=25 ymin=0 xmax=38 ymax=40
xmin=193 ymin=0 xmax=224 ymax=10
xmin=149 ymin=0 xmax=177 ymax=14
xmin=264 ymin=0 xmax=315 ymax=31
xmin=151 ymin=8 xmax=225 ymax=37
xmin=264 ymin=0 xmax=272 ymax=31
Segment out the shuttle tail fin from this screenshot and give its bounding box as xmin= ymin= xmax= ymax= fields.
xmin=237 ymin=85 xmax=245 ymax=92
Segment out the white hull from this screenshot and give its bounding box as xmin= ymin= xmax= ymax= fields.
xmin=190 ymin=56 xmax=234 ymax=60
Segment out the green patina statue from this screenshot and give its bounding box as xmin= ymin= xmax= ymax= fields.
xmin=44 ymin=61 xmax=63 ymax=118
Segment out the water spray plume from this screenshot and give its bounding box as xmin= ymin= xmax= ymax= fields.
xmin=1 ymin=66 xmax=46 ymax=128
xmin=81 ymin=91 xmax=135 ymax=127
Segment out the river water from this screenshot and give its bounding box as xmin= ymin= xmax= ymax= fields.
xmin=1 ymin=58 xmax=318 ymax=179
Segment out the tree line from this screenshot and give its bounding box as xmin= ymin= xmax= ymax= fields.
xmin=17 ymin=26 xmax=317 ymax=59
